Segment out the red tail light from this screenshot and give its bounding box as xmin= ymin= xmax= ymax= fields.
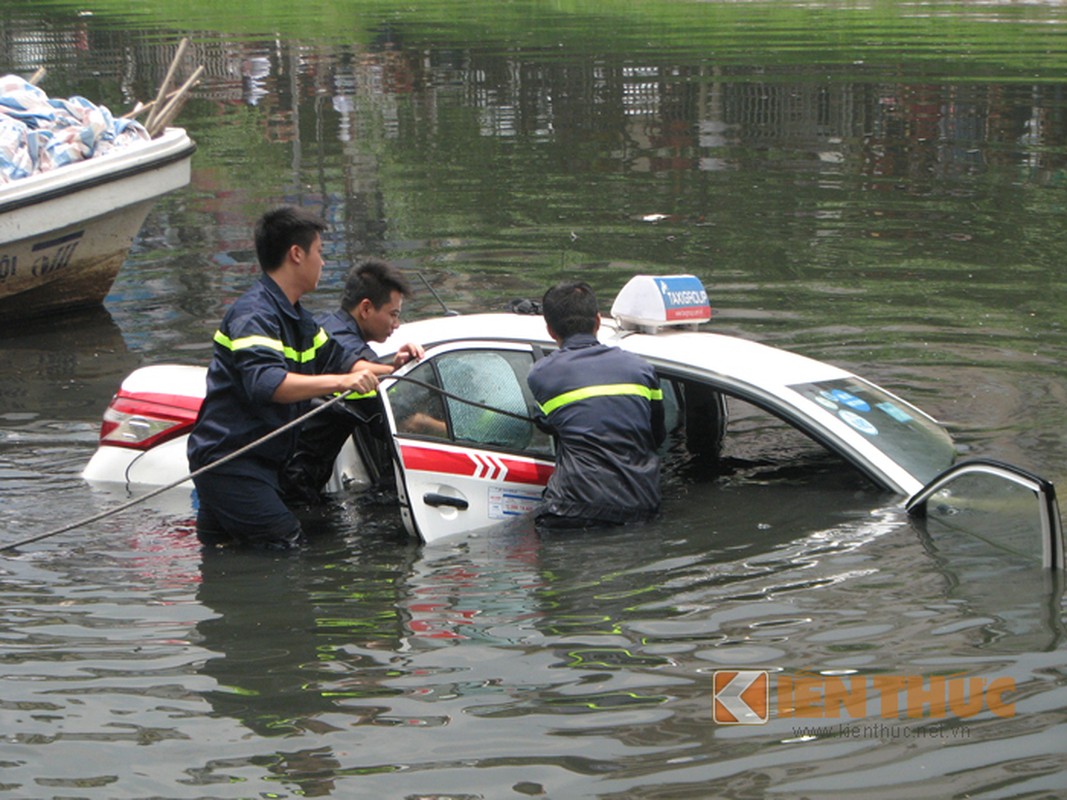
xmin=98 ymin=390 xmax=201 ymax=450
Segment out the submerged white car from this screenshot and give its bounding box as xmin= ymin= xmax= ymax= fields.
xmin=83 ymin=275 xmax=1064 ymax=567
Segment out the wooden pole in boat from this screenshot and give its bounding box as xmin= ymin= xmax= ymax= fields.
xmin=147 ymin=65 xmax=204 ymax=137
xmin=145 ymin=37 xmax=189 ymax=132
xmin=123 ymin=88 xmax=182 ymax=120
xmin=28 ymin=67 xmax=45 ymax=86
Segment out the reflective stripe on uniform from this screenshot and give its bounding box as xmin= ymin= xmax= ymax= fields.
xmin=538 ymin=382 xmax=664 ymax=415
xmin=213 ymin=327 xmax=330 ymax=364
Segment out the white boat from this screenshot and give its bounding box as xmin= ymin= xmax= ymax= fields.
xmin=0 ymin=126 xmax=195 ymax=319
xmin=82 ymin=275 xmax=1064 ymax=566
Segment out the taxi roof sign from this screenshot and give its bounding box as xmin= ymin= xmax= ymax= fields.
xmin=610 ymin=274 xmax=712 ymax=332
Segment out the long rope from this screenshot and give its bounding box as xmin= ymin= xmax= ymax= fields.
xmin=0 ymin=374 xmax=539 ymax=553
xmin=0 ymin=391 xmax=351 ymax=553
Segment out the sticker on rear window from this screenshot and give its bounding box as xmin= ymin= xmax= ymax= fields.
xmin=839 ymin=409 xmax=878 ymax=435
xmin=830 ymin=389 xmax=871 ymax=413
xmin=815 ymin=392 xmax=839 ymax=410
xmin=877 ymin=402 xmax=913 ymax=423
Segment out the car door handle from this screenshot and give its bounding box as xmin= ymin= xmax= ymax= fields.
xmin=423 ymin=492 xmax=469 ymax=510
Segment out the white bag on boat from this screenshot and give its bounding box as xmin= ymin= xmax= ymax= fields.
xmin=0 ymin=75 xmax=149 ymax=184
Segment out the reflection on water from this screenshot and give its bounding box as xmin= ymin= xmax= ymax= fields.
xmin=0 ymin=308 xmax=140 ymax=537
xmin=2 ymin=490 xmax=1059 ymax=796
xmin=0 ymin=306 xmax=137 ymax=418
xmin=0 ymin=467 xmax=1063 ymax=796
xmin=915 ymin=511 xmax=1067 ymax=653
xmin=1 ymin=1 xmax=1066 ymax=797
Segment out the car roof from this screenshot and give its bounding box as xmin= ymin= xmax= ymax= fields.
xmin=380 ymin=313 xmax=948 ymax=496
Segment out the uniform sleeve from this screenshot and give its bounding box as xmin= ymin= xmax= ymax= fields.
xmin=322 ymin=315 xmax=378 ymax=372
xmin=224 ymin=309 xmax=291 ymax=405
xmin=649 ymin=369 xmax=667 ymax=447
xmin=319 ymin=332 xmax=360 ymax=374
xmin=333 ymin=331 xmax=378 ymax=366
xmin=525 ymin=359 xmax=556 ymax=435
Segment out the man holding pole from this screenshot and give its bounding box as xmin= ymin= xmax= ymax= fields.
xmin=187 ymin=206 xmax=378 ymax=551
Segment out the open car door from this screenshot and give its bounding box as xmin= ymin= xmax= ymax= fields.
xmin=379 ymin=341 xmax=555 ymax=543
xmin=907 ymin=458 xmax=1065 ymax=570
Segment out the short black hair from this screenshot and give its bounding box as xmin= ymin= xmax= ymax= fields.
xmin=254 ymin=206 xmax=327 ymax=272
xmin=542 ymin=281 xmax=598 ymax=339
xmin=340 ymin=257 xmax=413 ymax=311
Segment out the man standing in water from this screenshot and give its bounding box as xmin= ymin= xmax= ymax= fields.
xmin=526 ymin=280 xmax=666 ymax=529
xmin=187 ymin=206 xmax=378 ymax=550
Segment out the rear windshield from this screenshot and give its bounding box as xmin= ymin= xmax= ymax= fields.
xmin=789 ymin=378 xmax=956 ymax=485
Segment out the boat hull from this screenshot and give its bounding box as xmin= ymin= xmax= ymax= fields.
xmin=0 ymin=127 xmax=195 ymax=319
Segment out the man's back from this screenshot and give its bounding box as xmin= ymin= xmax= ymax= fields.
xmin=527 ymin=332 xmax=665 ymax=526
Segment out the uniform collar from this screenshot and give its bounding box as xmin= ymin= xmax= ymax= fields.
xmin=560 ymin=332 xmax=600 ymax=349
xmin=260 ymin=274 xmax=301 ymax=320
xmin=332 ymin=308 xmax=369 ymax=342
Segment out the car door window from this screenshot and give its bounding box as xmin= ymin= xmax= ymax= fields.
xmin=389 ymin=360 xmax=448 ymax=437
xmin=387 ymin=348 xmax=553 ymax=456
xmin=907 ymin=459 xmax=1064 ymax=570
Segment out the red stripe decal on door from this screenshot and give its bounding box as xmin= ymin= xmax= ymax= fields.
xmin=400 ymin=445 xmax=478 ymax=477
xmin=501 ymin=459 xmax=554 ymax=485
xmin=399 ymin=444 xmax=553 ymax=486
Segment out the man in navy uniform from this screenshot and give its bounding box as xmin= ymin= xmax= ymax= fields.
xmin=187 ymin=206 xmax=378 ymax=550
xmin=526 ymin=281 xmax=666 ymax=530
xmin=281 ymin=257 xmax=425 ymax=503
